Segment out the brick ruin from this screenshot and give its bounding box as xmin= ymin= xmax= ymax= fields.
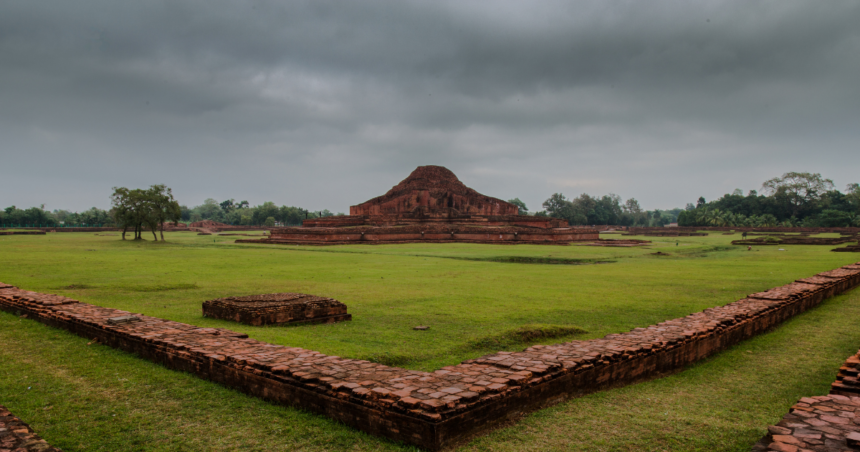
xmin=202 ymin=293 xmax=351 ymax=326
xmin=835 ymin=245 xmax=860 ymax=253
xmin=754 ymin=349 xmax=860 ymax=451
xmin=2 ymin=263 xmax=859 ymax=450
xmin=0 ymin=405 xmax=62 ymax=451
xmin=238 ymin=166 xmax=598 ymax=245
xmin=733 ymin=237 xmax=858 ymax=246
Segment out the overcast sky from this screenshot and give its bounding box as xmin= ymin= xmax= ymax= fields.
xmin=2 ymin=0 xmax=858 ymax=213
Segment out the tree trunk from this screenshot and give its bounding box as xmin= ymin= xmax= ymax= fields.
xmin=159 ymin=223 xmax=165 ymax=241
xmin=122 ymin=225 xmax=127 ymax=240
xmin=151 ymin=226 xmax=158 ymax=241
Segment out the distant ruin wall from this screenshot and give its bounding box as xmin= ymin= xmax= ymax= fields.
xmin=2 ymin=263 xmax=859 ymax=450
xmin=240 ymin=225 xmax=598 ymax=245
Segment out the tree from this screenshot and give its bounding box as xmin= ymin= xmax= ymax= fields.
xmin=264 ymin=216 xmax=276 ymax=227
xmin=111 ymin=185 xmax=180 ymax=241
xmin=696 ymin=197 xmax=706 ymax=209
xmin=623 ymin=198 xmax=642 ymax=214
xmin=542 ymin=193 xmax=571 ymax=219
xmin=148 ymin=185 xmax=181 ymax=241
xmin=507 ymin=198 xmax=528 ymax=215
xmin=847 ymin=183 xmax=860 ymax=213
xmin=220 ymin=199 xmax=236 ymax=213
xmin=111 ymin=187 xmax=149 ymax=240
xmin=761 ymin=172 xmax=834 ymax=217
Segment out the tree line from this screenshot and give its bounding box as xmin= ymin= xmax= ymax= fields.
xmin=0 ymin=205 xmax=113 ymax=227
xmin=180 ymin=198 xmax=343 ymax=226
xmin=5 ymin=172 xmax=857 ymax=232
xmin=523 ymin=195 xmax=675 ymax=226
xmin=677 ymin=172 xmax=860 ymax=227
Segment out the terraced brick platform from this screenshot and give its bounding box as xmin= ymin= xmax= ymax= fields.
xmin=1 ymin=262 xmax=859 ymax=450
xmin=202 ymin=293 xmax=351 ymax=326
xmin=0 ymin=405 xmax=62 ymax=451
xmin=754 ymin=348 xmax=860 ymax=451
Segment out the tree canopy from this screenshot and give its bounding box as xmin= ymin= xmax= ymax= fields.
xmin=111 ymin=185 xmax=181 ymax=240
xmin=679 ymin=172 xmax=858 ymax=227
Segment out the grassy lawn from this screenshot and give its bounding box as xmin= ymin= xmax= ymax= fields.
xmin=0 ymin=231 xmax=858 ymax=451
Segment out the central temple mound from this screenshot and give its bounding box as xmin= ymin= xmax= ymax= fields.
xmin=238 ymin=165 xmax=599 ymax=245
xmin=350 ymin=165 xmax=519 ymax=217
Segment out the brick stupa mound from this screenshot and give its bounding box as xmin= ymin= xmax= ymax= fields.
xmin=238 ymin=165 xmax=599 ymax=245
xmin=202 ymin=293 xmax=351 ymax=326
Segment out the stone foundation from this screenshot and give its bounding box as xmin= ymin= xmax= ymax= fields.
xmin=1 ymin=262 xmax=859 ymax=450
xmin=202 ymin=293 xmax=351 ymax=326
xmin=0 ymin=405 xmax=62 ymax=451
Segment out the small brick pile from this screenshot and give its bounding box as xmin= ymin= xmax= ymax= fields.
xmin=1 ymin=262 xmax=859 ymax=450
xmin=0 ymin=405 xmax=62 ymax=452
xmin=202 ymin=293 xmax=351 ymax=326
xmin=754 ymin=349 xmax=860 ymax=451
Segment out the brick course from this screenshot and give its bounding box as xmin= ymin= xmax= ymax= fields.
xmin=202 ymin=293 xmax=351 ymax=326
xmin=0 ymin=405 xmax=62 ymax=451
xmin=754 ymin=347 xmax=860 ymax=451
xmin=1 ymin=262 xmax=859 ymax=450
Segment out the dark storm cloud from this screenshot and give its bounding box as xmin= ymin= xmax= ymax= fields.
xmin=1 ymin=0 xmax=859 ymax=212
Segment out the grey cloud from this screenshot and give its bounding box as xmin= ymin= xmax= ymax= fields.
xmin=1 ymin=0 xmax=859 ymax=213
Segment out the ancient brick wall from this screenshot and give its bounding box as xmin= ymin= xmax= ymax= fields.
xmin=202 ymin=293 xmax=351 ymax=326
xmin=753 ymin=348 xmax=860 ymax=451
xmin=244 ymin=224 xmax=599 ymax=245
xmin=0 ymin=405 xmax=63 ymax=451
xmin=1 ymin=262 xmax=859 ymax=450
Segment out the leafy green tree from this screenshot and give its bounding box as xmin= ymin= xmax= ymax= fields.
xmin=148 ymin=185 xmax=181 ymax=241
xmin=762 ymin=172 xmax=834 ymax=217
xmin=264 ymin=216 xmax=276 ymax=227
xmin=111 ymin=185 xmax=180 ymax=241
xmin=507 ymin=198 xmax=528 ymax=215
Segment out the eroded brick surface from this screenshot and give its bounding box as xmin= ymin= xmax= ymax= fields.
xmin=1 ymin=262 xmax=859 ymax=450
xmin=754 ymin=348 xmax=860 ymax=451
xmin=0 ymin=405 xmax=62 ymax=452
xmin=202 ymin=293 xmax=351 ymax=326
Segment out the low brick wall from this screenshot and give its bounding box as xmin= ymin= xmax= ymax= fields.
xmin=202 ymin=293 xmax=351 ymax=326
xmin=753 ymin=349 xmax=860 ymax=451
xmin=0 ymin=405 xmax=62 ymax=451
xmin=1 ymin=263 xmax=859 ymax=450
xmin=734 ymin=237 xmax=857 ymax=246
xmin=239 ymin=224 xmax=599 ymax=246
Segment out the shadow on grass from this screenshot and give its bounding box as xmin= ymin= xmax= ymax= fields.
xmin=359 ymin=324 xmax=587 ymax=367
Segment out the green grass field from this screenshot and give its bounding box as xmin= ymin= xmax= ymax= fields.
xmin=1 ymin=231 xmax=858 ymax=451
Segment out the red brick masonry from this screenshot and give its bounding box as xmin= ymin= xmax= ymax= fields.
xmin=202 ymin=293 xmax=351 ymax=326
xmin=0 ymin=405 xmax=62 ymax=452
xmin=1 ymin=263 xmax=859 ymax=450
xmin=754 ymin=348 xmax=860 ymax=451
xmin=240 ymin=224 xmax=599 ymax=246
